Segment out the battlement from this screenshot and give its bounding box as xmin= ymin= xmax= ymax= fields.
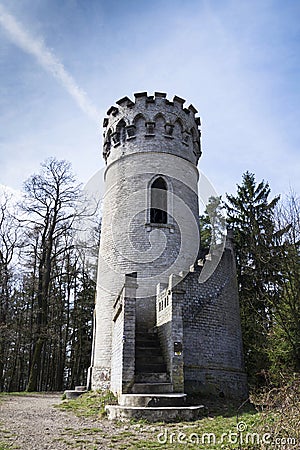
xmin=105 ymin=92 xmax=200 ymax=120
xmin=102 ymin=92 xmax=202 ymax=165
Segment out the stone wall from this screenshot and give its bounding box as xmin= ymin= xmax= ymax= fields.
xmin=121 ymin=275 xmax=137 ymax=393
xmin=98 ymin=151 xmax=201 ymax=299
xmin=109 ymin=275 xmax=137 ymax=396
xmin=156 ymin=236 xmax=248 ymax=399
xmin=156 ymin=276 xmax=184 ymax=392
xmin=110 ymin=288 xmax=124 ymax=394
xmin=91 ymin=92 xmax=247 ymax=400
xmin=91 ymin=92 xmax=202 ymax=391
xmin=93 ymin=132 xmax=201 ymax=377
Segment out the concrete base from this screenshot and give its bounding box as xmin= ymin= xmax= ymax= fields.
xmin=132 ymin=382 xmax=173 ymax=393
xmin=119 ymin=393 xmax=186 ymax=407
xmin=105 ymin=404 xmax=205 ymax=422
xmin=64 ymin=386 xmax=87 ymax=399
xmin=106 ymin=391 xmax=204 ymax=422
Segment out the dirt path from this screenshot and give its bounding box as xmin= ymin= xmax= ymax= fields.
xmin=0 ymin=393 xmax=151 ymax=449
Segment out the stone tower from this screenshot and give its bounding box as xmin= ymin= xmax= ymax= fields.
xmin=89 ymin=92 xmax=247 ymax=405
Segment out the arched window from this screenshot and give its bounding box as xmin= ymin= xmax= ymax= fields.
xmin=117 ymin=119 xmax=126 ymax=143
xmin=150 ymin=177 xmax=167 ymax=224
xmin=112 ymin=119 xmax=126 ymax=146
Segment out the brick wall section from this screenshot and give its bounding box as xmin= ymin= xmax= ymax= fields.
xmin=186 ymin=243 xmax=247 ymax=398
xmin=156 ymin=236 xmax=248 ymax=399
xmin=110 ymin=274 xmax=137 ymax=396
xmin=156 ymin=278 xmax=184 ymax=392
xmin=98 ymin=152 xmax=201 ymax=299
xmin=92 ymin=152 xmax=201 ymax=379
xmin=110 ymin=288 xmax=124 ymax=394
xmin=121 ymin=275 xmax=137 ymax=393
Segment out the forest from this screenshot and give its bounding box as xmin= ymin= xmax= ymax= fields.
xmin=0 ymin=158 xmax=100 ymax=392
xmin=0 ymin=158 xmax=299 ymax=393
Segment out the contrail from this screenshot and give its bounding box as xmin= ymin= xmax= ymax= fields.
xmin=0 ymin=4 xmax=101 ymax=123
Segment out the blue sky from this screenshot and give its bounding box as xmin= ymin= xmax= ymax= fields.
xmin=0 ymin=0 xmax=299 ymax=199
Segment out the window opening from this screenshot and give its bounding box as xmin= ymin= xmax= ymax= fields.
xmin=150 ymin=177 xmax=167 ymax=224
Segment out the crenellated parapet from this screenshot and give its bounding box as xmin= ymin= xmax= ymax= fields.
xmin=102 ymin=92 xmax=202 ymax=166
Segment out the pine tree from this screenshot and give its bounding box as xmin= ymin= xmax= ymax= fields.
xmin=226 ymin=172 xmax=283 ymax=385
xmin=200 ymin=196 xmax=226 ymax=249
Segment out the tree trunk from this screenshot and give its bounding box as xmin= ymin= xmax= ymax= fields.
xmin=26 ymin=338 xmax=45 ymax=392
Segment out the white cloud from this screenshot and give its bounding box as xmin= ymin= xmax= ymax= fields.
xmin=0 ymin=3 xmax=101 ymax=123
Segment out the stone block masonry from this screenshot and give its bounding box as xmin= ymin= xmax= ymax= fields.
xmin=156 ymin=234 xmax=248 ymax=399
xmin=89 ymin=92 xmax=248 ymax=403
xmin=110 ymin=274 xmax=137 ymax=395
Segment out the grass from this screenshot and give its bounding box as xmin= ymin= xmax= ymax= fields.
xmin=1 ymin=385 xmax=298 ymax=449
xmin=0 ymin=444 xmax=14 ymax=450
xmin=0 ymin=391 xmax=52 ymax=398
xmin=56 ymin=387 xmax=299 ymax=449
xmin=58 ymin=389 xmax=118 ymax=418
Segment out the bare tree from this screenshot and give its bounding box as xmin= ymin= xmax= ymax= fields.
xmin=0 ymin=191 xmax=22 ymax=390
xmin=271 ymin=191 xmax=300 ymax=375
xmin=20 ymin=158 xmax=85 ymax=391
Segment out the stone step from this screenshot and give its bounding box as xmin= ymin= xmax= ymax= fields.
xmin=135 ymin=330 xmax=168 ymax=378
xmin=136 ymin=338 xmax=160 ymax=346
xmin=136 ymin=331 xmax=159 ymax=340
xmin=135 ymin=337 xmax=160 ymax=346
xmin=135 ymin=346 xmax=161 ymax=353
xmin=132 ymin=382 xmax=173 ymax=394
xmin=136 ymin=347 xmax=162 ymax=356
xmin=75 ymin=385 xmax=87 ymax=392
xmin=119 ymin=393 xmax=186 ymax=407
xmin=135 ymin=327 xmax=154 ymax=333
xmin=136 ymin=329 xmax=157 ymax=335
xmin=136 ymin=355 xmax=165 ymax=365
xmin=105 ymin=404 xmax=206 ymax=422
xmin=136 ymin=362 xmax=167 ymax=373
xmin=64 ymin=389 xmax=87 ymax=399
xmin=135 ymin=372 xmax=170 ymax=383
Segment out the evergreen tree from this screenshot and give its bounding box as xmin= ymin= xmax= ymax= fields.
xmin=226 ymin=171 xmax=283 ymax=385
xmin=200 ymin=196 xmax=226 ymax=249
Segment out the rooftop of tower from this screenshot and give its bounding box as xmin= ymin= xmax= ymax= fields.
xmin=103 ymin=92 xmax=201 ymax=128
xmin=102 ymin=92 xmax=202 ymax=166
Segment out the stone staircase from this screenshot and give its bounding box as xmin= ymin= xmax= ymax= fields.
xmin=105 ymin=328 xmax=205 ymax=421
xmin=133 ymin=328 xmax=173 ymax=394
